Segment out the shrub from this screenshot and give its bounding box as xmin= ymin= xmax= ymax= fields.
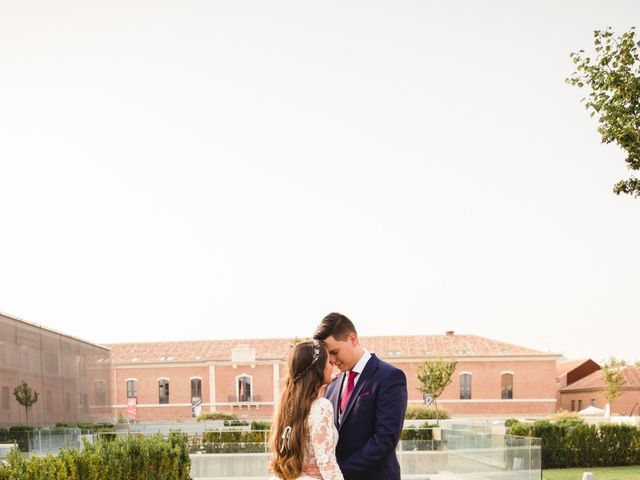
xmin=508 ymin=420 xmax=640 ymax=468
xmin=196 ymin=411 xmax=237 ymax=422
xmin=54 ymin=422 xmax=115 ymax=433
xmin=550 ymin=410 xmax=584 ymax=428
xmin=405 ymin=405 xmax=449 ymax=420
xmin=0 ymin=433 xmax=191 ymax=480
xmin=250 ymin=421 xmax=271 ymax=431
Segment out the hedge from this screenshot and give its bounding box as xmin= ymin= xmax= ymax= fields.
xmin=508 ymin=420 xmax=640 ymax=469
xmin=0 ymin=432 xmax=191 ymax=480
xmin=405 ymin=405 xmax=449 ymax=420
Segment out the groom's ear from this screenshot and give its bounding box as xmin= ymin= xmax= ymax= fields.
xmin=347 ymin=332 xmax=358 ymax=346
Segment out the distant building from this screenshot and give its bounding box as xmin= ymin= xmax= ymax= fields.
xmin=559 ymin=364 xmax=640 ymax=415
xmin=108 ymin=331 xmax=561 ymax=421
xmin=0 ymin=311 xmax=113 ymax=426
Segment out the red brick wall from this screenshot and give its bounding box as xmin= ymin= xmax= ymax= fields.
xmin=112 ymin=356 xmax=560 ymax=421
xmin=402 ymin=358 xmax=557 ymax=415
xmin=560 ymin=388 xmax=640 ymax=416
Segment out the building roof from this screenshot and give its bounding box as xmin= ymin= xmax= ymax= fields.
xmin=0 ymin=310 xmax=110 ymax=351
xmin=106 ymin=333 xmax=557 ymax=365
xmin=561 ymin=366 xmax=640 ymax=392
xmin=556 ymin=359 xmax=592 ymax=378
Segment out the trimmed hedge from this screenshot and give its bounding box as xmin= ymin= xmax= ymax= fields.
xmin=508 ymin=420 xmax=640 ymax=469
xmin=0 ymin=433 xmax=191 ymax=480
xmin=405 ymin=405 xmax=449 ymax=420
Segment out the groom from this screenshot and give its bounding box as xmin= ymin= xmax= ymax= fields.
xmin=312 ymin=312 xmax=408 ymax=480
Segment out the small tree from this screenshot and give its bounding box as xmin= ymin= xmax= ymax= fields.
xmin=416 ymin=358 xmax=457 ymax=425
xmin=13 ymin=381 xmax=39 ymax=426
xmin=567 ymin=27 xmax=640 ymax=197
xmin=601 ymin=357 xmax=626 ymax=413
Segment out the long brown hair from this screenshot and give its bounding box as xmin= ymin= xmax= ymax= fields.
xmin=269 ymin=340 xmax=327 ymax=479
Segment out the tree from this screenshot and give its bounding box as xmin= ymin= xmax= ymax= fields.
xmin=13 ymin=381 xmax=38 ymax=426
xmin=416 ymin=358 xmax=457 ymax=425
xmin=567 ymin=27 xmax=640 ymax=196
xmin=601 ymin=357 xmax=626 ymax=412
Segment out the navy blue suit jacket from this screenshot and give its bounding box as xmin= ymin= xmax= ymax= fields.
xmin=325 ymin=354 xmax=408 ymax=480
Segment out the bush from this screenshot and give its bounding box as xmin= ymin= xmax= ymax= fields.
xmin=223 ymin=420 xmax=249 ymax=427
xmin=504 ymin=418 xmax=520 ymax=428
xmin=250 ymin=421 xmax=271 ymax=431
xmin=405 ymin=405 xmax=449 ymax=420
xmin=0 ymin=433 xmax=191 ymax=480
xmin=196 ymin=411 xmax=237 ymax=422
xmin=550 ymin=410 xmax=584 ymax=428
xmin=54 ymin=422 xmax=115 ymax=433
xmin=507 ymin=420 xmax=640 ymax=468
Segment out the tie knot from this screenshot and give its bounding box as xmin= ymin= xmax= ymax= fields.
xmin=348 ymin=370 xmax=358 ymax=381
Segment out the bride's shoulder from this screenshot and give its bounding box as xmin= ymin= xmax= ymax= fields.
xmin=312 ymin=397 xmax=333 ymax=411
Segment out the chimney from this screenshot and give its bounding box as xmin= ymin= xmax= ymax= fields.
xmin=446 ymin=330 xmax=455 ymax=336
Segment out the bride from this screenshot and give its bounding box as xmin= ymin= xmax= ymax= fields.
xmin=268 ymin=340 xmax=343 ymax=480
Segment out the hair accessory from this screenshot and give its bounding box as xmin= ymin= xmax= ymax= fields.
xmin=311 ymin=340 xmax=321 ymax=365
xmin=279 ymin=425 xmax=292 ymax=453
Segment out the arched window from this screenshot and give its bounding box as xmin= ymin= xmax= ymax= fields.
xmin=191 ymin=378 xmax=202 ymax=401
xmin=126 ymin=379 xmax=138 ymax=398
xmin=237 ymin=375 xmax=252 ymax=402
xmin=158 ymin=379 xmax=170 ymax=404
xmin=460 ymin=373 xmax=472 ymax=400
xmin=501 ymin=373 xmax=513 ymax=399
xmin=191 ymin=378 xmax=202 ymax=417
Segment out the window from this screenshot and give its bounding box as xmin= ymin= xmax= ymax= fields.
xmin=126 ymin=380 xmax=137 ymax=398
xmin=578 ymin=400 xmax=583 ymax=411
xmin=237 ymin=375 xmax=252 ymax=402
xmin=571 ymin=400 xmax=575 ymax=411
xmin=501 ymin=373 xmax=513 ymax=400
xmin=1 ymin=387 xmax=9 ymax=410
xmin=460 ymin=374 xmax=472 ymax=400
xmin=159 ymin=379 xmax=170 ymax=404
xmin=191 ymin=378 xmax=202 ymax=401
xmin=591 ymin=399 xmax=596 ymax=407
xmin=191 ymin=378 xmax=202 ymax=418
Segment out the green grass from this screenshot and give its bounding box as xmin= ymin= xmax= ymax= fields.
xmin=543 ymin=465 xmax=640 ymax=480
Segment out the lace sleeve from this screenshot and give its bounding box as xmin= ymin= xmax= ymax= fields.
xmin=309 ymin=399 xmax=344 ymax=480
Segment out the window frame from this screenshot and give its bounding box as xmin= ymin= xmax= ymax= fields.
xmin=158 ymin=378 xmax=170 ymax=404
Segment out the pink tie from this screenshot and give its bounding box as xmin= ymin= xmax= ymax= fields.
xmin=340 ymin=370 xmax=358 ymax=414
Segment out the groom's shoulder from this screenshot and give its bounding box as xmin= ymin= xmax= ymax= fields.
xmin=370 ymin=355 xmax=404 ymax=376
xmin=375 ymin=357 xmax=406 ymax=377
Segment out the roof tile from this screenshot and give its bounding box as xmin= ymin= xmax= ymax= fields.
xmin=106 ymin=334 xmax=553 ymax=364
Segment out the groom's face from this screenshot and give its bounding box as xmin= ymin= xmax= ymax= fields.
xmin=323 ymin=332 xmax=359 ymax=372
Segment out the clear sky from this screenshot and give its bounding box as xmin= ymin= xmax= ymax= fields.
xmin=1 ymin=0 xmax=638 ymax=364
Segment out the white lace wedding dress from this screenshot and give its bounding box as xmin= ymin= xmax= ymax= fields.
xmin=269 ymin=397 xmax=344 ymax=480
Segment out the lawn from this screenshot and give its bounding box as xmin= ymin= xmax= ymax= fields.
xmin=543 ymin=465 xmax=640 ymax=480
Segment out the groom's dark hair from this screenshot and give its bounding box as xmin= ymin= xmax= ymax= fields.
xmin=313 ymin=312 xmax=357 ymax=342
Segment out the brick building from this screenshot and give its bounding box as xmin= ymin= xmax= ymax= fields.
xmin=0 ymin=311 xmax=113 ymax=426
xmin=108 ymin=331 xmax=561 ymax=421
xmin=559 ymin=364 xmax=640 ymax=416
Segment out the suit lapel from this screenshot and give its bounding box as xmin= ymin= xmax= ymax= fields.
xmin=339 ymin=354 xmax=380 ymax=430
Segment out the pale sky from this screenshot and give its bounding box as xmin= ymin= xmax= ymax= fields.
xmin=1 ymin=0 xmax=638 ymax=364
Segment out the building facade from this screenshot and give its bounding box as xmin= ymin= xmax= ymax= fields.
xmin=0 ymin=312 xmax=113 ymax=426
xmin=559 ymin=365 xmax=640 ymax=416
xmin=109 ymin=331 xmax=561 ymax=421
